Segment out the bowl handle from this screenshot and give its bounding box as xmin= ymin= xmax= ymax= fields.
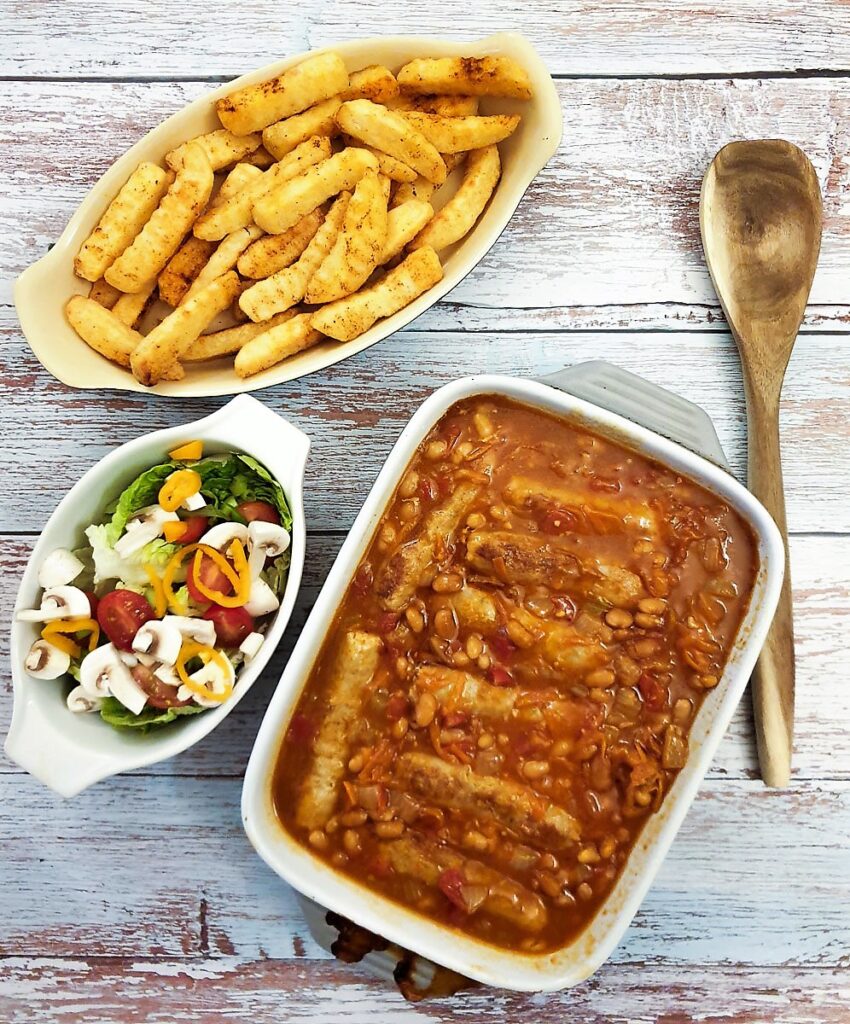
xmin=537 ymin=360 xmax=729 ymax=470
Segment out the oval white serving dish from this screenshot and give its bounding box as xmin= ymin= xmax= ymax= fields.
xmin=15 ymin=32 xmax=562 ymax=398
xmin=5 ymin=395 xmax=309 ymax=797
xmin=241 ymin=363 xmax=785 ymax=992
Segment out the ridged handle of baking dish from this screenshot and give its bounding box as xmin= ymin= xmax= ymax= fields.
xmin=537 ymin=360 xmax=730 ymax=470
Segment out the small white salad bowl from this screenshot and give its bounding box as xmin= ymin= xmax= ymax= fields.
xmin=5 ymin=395 xmax=309 ymax=797
xmin=15 ymin=32 xmax=562 ymax=398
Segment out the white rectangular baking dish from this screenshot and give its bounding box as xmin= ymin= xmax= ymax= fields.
xmin=241 ymin=362 xmax=784 ymax=992
xmin=14 ymin=32 xmax=561 ymax=398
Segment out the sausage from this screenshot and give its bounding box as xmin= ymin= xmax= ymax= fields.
xmin=395 ymin=751 xmax=581 ymax=849
xmin=449 ymin=586 xmax=498 ymax=631
xmin=382 ymin=832 xmax=548 ymax=933
xmin=466 ymin=530 xmax=645 ymax=607
xmin=503 ymin=475 xmax=658 ymax=537
xmin=295 ymin=630 xmax=382 ymax=829
xmin=508 ymin=605 xmax=609 ymax=677
xmin=375 ymin=482 xmax=481 ymax=611
xmin=415 ymin=664 xmax=519 ymax=718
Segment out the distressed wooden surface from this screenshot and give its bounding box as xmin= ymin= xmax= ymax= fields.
xmin=2 ymin=4 xmax=849 ymax=1022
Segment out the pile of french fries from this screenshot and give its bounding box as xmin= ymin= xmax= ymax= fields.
xmin=66 ymin=50 xmax=533 ymax=386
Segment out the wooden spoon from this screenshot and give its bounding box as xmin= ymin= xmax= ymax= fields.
xmin=700 ymin=139 xmax=822 ymax=787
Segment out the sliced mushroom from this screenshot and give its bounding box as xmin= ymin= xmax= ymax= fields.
xmin=247 ymin=521 xmax=290 ymax=578
xmin=25 ymin=639 xmax=71 ymax=679
xmin=67 ymin=686 xmax=103 ymax=713
xmin=79 ymin=643 xmax=146 ymax=714
xmin=178 ymin=654 xmax=235 ymax=708
xmin=199 ymin=522 xmax=249 ymax=551
xmin=37 ymin=548 xmax=85 ymax=589
xmin=154 ymin=664 xmax=181 ymax=688
xmin=163 ymin=614 xmax=217 ymax=647
xmin=16 ymin=585 xmax=91 ymax=623
xmin=239 ymin=631 xmax=265 ymax=661
xmin=244 ymin=577 xmax=280 ymax=617
xmin=119 ymin=651 xmax=139 ymax=667
xmin=114 ymin=505 xmax=180 ymax=558
xmin=132 ymin=619 xmax=183 ymax=665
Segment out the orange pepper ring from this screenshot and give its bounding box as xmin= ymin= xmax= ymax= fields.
xmin=42 ymin=617 xmax=100 ymax=654
xmin=177 ymin=641 xmax=233 ymax=702
xmin=162 ymin=542 xmax=241 ymax=614
xmin=190 ymin=540 xmax=250 ymax=608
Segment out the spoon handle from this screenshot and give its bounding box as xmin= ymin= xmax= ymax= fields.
xmin=745 ymin=381 xmax=795 ymax=787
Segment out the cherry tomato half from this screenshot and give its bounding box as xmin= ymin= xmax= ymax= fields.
xmin=203 ymin=604 xmax=254 ymax=647
xmin=186 ymin=553 xmax=234 ymax=604
xmin=97 ymin=589 xmax=155 ymax=651
xmin=236 ymin=500 xmax=279 ymax=525
xmin=131 ymin=664 xmax=192 ymax=709
xmin=175 ymin=515 xmax=209 ymax=544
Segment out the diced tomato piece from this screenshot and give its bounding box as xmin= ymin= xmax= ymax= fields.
xmin=352 ymin=564 xmax=373 ymax=597
xmin=442 ymin=711 xmax=468 ymax=729
xmin=540 ymin=506 xmax=580 ymax=534
xmin=236 ymin=501 xmax=279 ymax=524
xmin=638 ymin=672 xmax=667 ymax=711
xmin=385 ymin=693 xmax=408 ymax=721
xmin=376 ymin=611 xmax=399 ymax=634
xmin=437 ymin=869 xmax=468 ymax=912
xmin=488 ymin=664 xmax=514 ymax=687
xmin=417 ymin=476 xmax=437 ymax=502
xmin=551 ymin=594 xmax=577 ymax=621
xmin=287 ymin=713 xmax=315 ymax=744
xmin=488 ymin=628 xmax=516 ymax=662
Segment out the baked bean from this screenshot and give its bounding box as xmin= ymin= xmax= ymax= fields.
xmin=432 ymin=572 xmax=463 ymax=593
xmin=379 ymin=523 xmax=397 ymax=546
xmin=452 ymin=650 xmax=471 ymax=667
xmin=308 ymin=830 xmax=329 ymax=851
xmin=537 ymin=873 xmax=563 ymax=899
xmin=463 ymin=829 xmax=490 ymax=852
xmin=414 ymin=691 xmax=438 ymax=728
xmin=331 ymin=851 xmax=348 ymax=868
xmin=605 ymin=608 xmax=633 ymax=628
xmin=399 ymin=471 xmax=419 ymax=498
xmin=478 ymin=732 xmax=494 ymax=749
xmin=506 ymin=618 xmax=536 ymax=649
xmin=586 ymin=668 xmax=616 ymax=687
xmin=673 ymin=698 xmax=693 ymax=724
xmin=375 ymin=819 xmax=405 ymax=839
xmin=425 ymin=439 xmax=447 ymax=460
xmin=577 ymin=882 xmax=594 ymax=901
xmin=342 ymin=829 xmax=362 ymax=856
xmin=399 ymin=499 xmax=419 ymax=523
xmin=466 ymin=511 xmax=487 ymax=528
xmin=434 ymin=607 xmax=458 ymax=640
xmin=634 ymin=612 xmax=663 ymax=629
xmin=477 ymin=653 xmax=491 ymax=671
xmin=633 ymin=638 xmax=658 ymax=658
xmin=578 ymin=844 xmax=600 ymax=865
xmin=348 ymin=753 xmax=365 ymax=773
xmin=539 ymin=853 xmax=558 ymax=872
xmin=638 ymin=597 xmax=667 ymax=615
xmin=405 ymin=606 xmax=425 ymax=633
xmin=550 ymin=738 xmax=572 ymax=758
xmin=489 ymin=504 xmax=510 ymax=521
xmin=465 ymin=634 xmax=483 ymax=660
xmin=391 ymin=716 xmax=409 ymax=740
xmin=440 ymin=727 xmax=466 ymax=745
xmin=325 ymin=816 xmax=339 ymax=834
xmin=394 ymin=656 xmax=411 ymax=679
xmin=698 ymin=673 xmax=720 ymax=689
xmin=522 ymin=760 xmax=550 ymax=780
xmin=452 ymin=440 xmax=473 ymax=463
xmin=473 ymin=411 xmax=495 ymax=439
xmin=340 ymin=809 xmax=368 ymax=827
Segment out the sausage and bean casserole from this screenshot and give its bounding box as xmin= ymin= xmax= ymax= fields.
xmin=273 ymin=395 xmax=757 ymax=953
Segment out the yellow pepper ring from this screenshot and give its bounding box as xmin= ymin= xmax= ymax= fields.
xmin=162 ymin=542 xmax=239 ymax=614
xmin=190 ymin=540 xmax=251 ymax=608
xmin=144 ymin=565 xmax=168 ymax=617
xmin=158 ymin=469 xmax=202 ymax=513
xmin=177 ymin=641 xmax=234 ymax=703
xmin=42 ymin=617 xmax=100 ymax=653
xmin=41 ymin=631 xmax=81 ymax=658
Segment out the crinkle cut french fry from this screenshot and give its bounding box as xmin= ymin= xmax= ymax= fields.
xmin=111 ymin=276 xmax=158 ymax=328
xmin=88 ymin=278 xmax=122 ymax=309
xmin=310 ymin=246 xmax=443 ymax=342
xmin=409 ymin=95 xmax=480 ymax=116
xmin=304 ymin=169 xmax=387 ymax=304
xmin=401 ymin=111 xmax=520 ymax=154
xmin=105 ymin=143 xmax=213 ymax=293
xmin=194 ymin=135 xmax=332 ymax=241
xmin=74 ymin=162 xmax=172 ymax=282
xmin=212 ymin=162 xmax=264 ymax=207
xmin=183 ymin=224 xmax=263 ymax=303
xmin=240 ymin=192 xmax=349 ymax=321
xmin=252 ymin=147 xmax=376 ymax=235
xmin=380 ymin=200 xmax=434 ymax=264
xmin=130 ymin=270 xmax=241 ymax=385
xmin=157 ymin=235 xmax=217 ymax=307
xmin=341 ymin=65 xmax=399 ymax=104
xmin=65 ymin=295 xmax=141 ymax=367
xmin=335 ymin=100 xmax=446 ymax=185
xmin=397 ymin=55 xmax=533 ymax=100
xmin=240 ymin=146 xmax=276 ymax=168
xmin=237 ymin=209 xmax=324 ymax=278
xmin=411 ymin=145 xmax=500 ymax=251
xmin=262 ymin=97 xmax=342 ymax=160
xmin=216 ymin=51 xmax=349 ymax=134
xmin=341 ymin=135 xmax=417 ymax=183
xmin=391 ymin=175 xmax=436 ymax=208
xmin=167 ymin=129 xmax=261 ymax=172
xmin=183 ymin=309 xmax=299 ymax=361
xmin=235 ymin=312 xmax=324 ymax=377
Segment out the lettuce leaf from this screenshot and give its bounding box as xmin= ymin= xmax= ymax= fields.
xmin=99 ymin=697 xmax=207 ymax=732
xmin=108 ymin=463 xmax=178 ymax=542
xmin=191 ymin=454 xmax=291 ymax=530
xmin=261 ymin=550 xmax=291 ymax=597
xmin=85 ymin=525 xmax=178 ymax=588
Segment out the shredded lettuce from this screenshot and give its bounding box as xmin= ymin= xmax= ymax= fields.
xmin=190 ymin=454 xmax=292 ymax=530
xmin=85 ymin=525 xmax=178 ymax=588
xmin=261 ymin=550 xmax=292 ymax=597
xmin=99 ymin=697 xmax=207 ymax=732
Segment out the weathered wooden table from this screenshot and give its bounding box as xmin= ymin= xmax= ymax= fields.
xmin=2 ymin=5 xmax=849 ymax=1021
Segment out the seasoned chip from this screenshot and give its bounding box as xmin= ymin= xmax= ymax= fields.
xmin=183 ymin=224 xmax=263 ymax=303
xmin=341 ymin=65 xmax=399 ymax=103
xmin=411 ymin=145 xmax=500 ymax=251
xmin=111 ymin=276 xmax=158 ymax=328
xmin=252 ymin=147 xmax=376 ymax=234
xmin=304 ymin=169 xmax=387 ymax=304
xmin=88 ymin=278 xmax=122 ymax=309
xmin=65 ymin=295 xmax=142 ymax=367
xmin=380 ymin=200 xmax=434 ymax=264
xmin=409 ymin=94 xmax=480 ymax=116
xmin=194 ymin=135 xmax=332 ymax=241
xmin=130 ymin=270 xmax=241 ymax=385
xmin=157 ymin=235 xmax=217 ymax=307
xmin=390 ymin=175 xmax=437 ymax=207
xmin=310 ymin=246 xmax=443 ymax=341
xmin=402 ymin=111 xmax=520 ymax=153
xmin=216 ymin=51 xmax=349 ymax=134
xmin=397 ymin=55 xmax=533 ymax=100
xmin=262 ymin=97 xmax=342 ymax=160
xmin=183 ymin=309 xmax=300 ymax=361
xmin=105 ymin=144 xmax=213 ymax=292
xmin=213 ymin=162 xmax=265 ymax=205
xmin=166 ymin=129 xmax=261 ymax=172
xmin=241 ymin=146 xmax=276 ymax=168
xmin=237 ymin=209 xmax=324 ymax=278
xmin=241 ymin=192 xmax=349 ymax=320
xmin=335 ymin=100 xmax=446 ymax=185
xmin=341 ymin=135 xmax=417 ymax=182
xmin=234 ymin=312 xmax=324 ymax=377
xmin=74 ymin=162 xmax=172 ymax=282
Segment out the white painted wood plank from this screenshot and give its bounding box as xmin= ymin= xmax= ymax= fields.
xmin=1 ymin=960 xmax=847 ymax=1024
xmin=0 ymin=774 xmax=846 ymax=967
xmin=2 ymin=79 xmax=850 ymax=315
xmin=5 ymin=1 xmax=850 ymax=77
xmin=2 ymin=319 xmax=848 ymax=534
xmin=2 ymin=534 xmax=849 ymax=780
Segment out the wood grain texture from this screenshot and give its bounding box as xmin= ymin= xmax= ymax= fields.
xmin=2 ymin=316 xmax=849 ymax=534
xmin=4 ymin=1 xmax=850 ymax=77
xmin=2 ymin=78 xmax=850 ymax=317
